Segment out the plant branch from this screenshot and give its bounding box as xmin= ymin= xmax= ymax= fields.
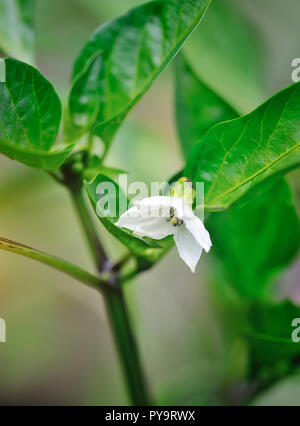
xmin=112 ymin=252 xmax=132 ymax=272
xmin=70 ymin=186 xmax=110 ymax=272
xmin=68 ymin=183 xmax=152 ymax=405
xmin=56 ymin=157 xmax=152 ymax=404
xmin=0 ymin=236 xmax=105 ymax=291
xmin=104 ymin=286 xmax=152 ymax=405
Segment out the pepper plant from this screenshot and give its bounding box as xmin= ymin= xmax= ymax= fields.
xmin=0 ymin=0 xmax=300 ymax=406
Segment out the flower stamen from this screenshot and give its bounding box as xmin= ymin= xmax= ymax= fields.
xmin=167 ymin=207 xmax=183 ymax=227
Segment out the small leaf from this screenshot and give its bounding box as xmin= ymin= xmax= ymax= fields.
xmin=84 ymin=173 xmax=171 ymax=266
xmin=185 ymin=82 xmax=300 ymax=211
xmin=208 ymin=179 xmax=300 ymax=299
xmin=66 ymin=0 xmax=211 ymax=145
xmin=0 ymin=0 xmax=35 ymax=64
xmin=175 ymin=55 xmax=238 ymax=158
xmin=0 ymin=58 xmax=72 ymax=170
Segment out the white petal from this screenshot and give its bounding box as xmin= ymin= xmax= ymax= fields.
xmin=134 ymin=196 xmax=175 ymax=219
xmin=116 ymin=205 xmax=174 ymax=240
xmin=133 ymin=217 xmax=174 ymax=239
xmin=135 ymin=196 xmax=174 ymax=208
xmin=184 ymin=215 xmax=212 ymax=253
xmin=169 ymin=196 xmax=194 ymax=220
xmin=132 ymin=196 xmax=194 ymax=220
xmin=174 ymin=226 xmax=203 ymax=273
xmin=115 ymin=206 xmax=146 ymax=229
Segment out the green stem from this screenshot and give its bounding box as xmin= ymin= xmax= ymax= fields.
xmin=70 ymin=185 xmax=151 ymax=405
xmin=104 ymin=286 xmax=151 ymax=405
xmin=71 ymin=187 xmax=110 ymax=272
xmin=0 ymin=236 xmax=102 ymax=290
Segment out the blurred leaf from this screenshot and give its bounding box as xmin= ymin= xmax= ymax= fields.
xmin=175 ymin=55 xmax=238 ymax=158
xmin=208 ymin=180 xmax=300 ymax=299
xmin=72 ymin=0 xmax=146 ymax=21
xmin=244 ymin=301 xmax=300 ymax=381
xmin=185 ymin=82 xmax=300 ymax=211
xmin=0 ymin=0 xmax=35 ymax=64
xmin=183 ymin=0 xmax=265 ymax=113
xmin=85 ymin=173 xmax=172 ymax=266
xmin=0 ymin=58 xmax=72 ymax=170
xmin=66 ymin=0 xmax=211 ymax=145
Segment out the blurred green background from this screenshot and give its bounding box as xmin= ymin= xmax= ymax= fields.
xmin=0 ymin=0 xmax=299 ymax=405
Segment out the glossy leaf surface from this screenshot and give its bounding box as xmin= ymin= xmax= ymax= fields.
xmin=67 ymin=0 xmax=211 ymax=145
xmin=0 ymin=58 xmax=72 ymax=170
xmin=185 ymin=82 xmax=300 ymax=211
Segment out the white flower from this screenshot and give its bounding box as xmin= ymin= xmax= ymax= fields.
xmin=116 ymin=196 xmax=212 ymax=273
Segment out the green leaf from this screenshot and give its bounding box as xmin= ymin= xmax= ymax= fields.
xmin=244 ymin=301 xmax=300 ymax=380
xmin=175 ymin=55 xmax=238 ymax=158
xmin=84 ymin=173 xmax=171 ymax=266
xmin=175 ymin=56 xmax=300 ymax=300
xmin=0 ymin=142 xmax=73 ymax=170
xmin=185 ymin=82 xmax=300 ymax=211
xmin=66 ymin=0 xmax=211 ymax=145
xmin=0 ymin=58 xmax=72 ymax=170
xmin=183 ymin=0 xmax=265 ymax=114
xmin=0 ymin=0 xmax=35 ymax=64
xmin=208 ymin=179 xmax=300 ymax=299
